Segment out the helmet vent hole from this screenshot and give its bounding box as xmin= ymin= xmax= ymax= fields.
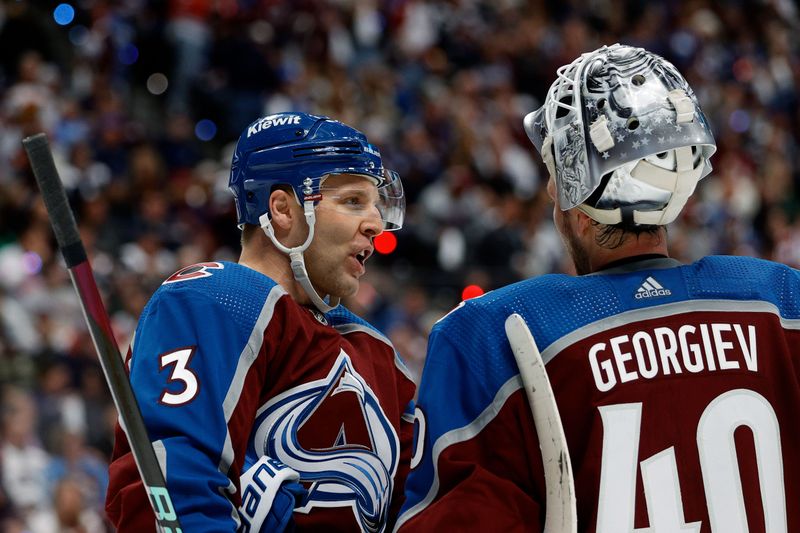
xmin=555 ymin=96 xmax=572 ymax=119
xmin=596 ymin=98 xmax=606 ymax=110
xmin=627 ymin=117 xmax=640 ymax=130
xmin=632 ymin=74 xmax=646 ymax=86
xmin=656 ymin=151 xmax=668 ymax=159
xmin=246 ymin=191 xmax=255 ymax=200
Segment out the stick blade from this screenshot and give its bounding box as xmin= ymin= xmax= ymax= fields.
xmin=505 ymin=313 xmax=577 ymax=533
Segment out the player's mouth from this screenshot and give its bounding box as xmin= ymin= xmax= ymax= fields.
xmin=349 ymin=247 xmax=373 ymax=275
xmin=355 ymin=249 xmax=372 ymax=265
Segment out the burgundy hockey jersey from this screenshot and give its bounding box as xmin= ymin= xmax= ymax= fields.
xmin=398 ymin=256 xmax=800 ymax=533
xmin=106 ymin=261 xmax=416 ymax=532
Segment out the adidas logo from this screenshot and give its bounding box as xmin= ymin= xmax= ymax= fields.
xmin=635 ymin=276 xmax=672 ymax=299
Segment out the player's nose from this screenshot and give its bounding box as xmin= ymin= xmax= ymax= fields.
xmin=361 ymin=207 xmax=383 ymax=237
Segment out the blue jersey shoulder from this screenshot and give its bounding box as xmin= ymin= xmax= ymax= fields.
xmin=325 ymin=305 xmax=391 ymax=344
xmin=326 ymin=304 xmax=374 ymax=329
xmin=686 ymin=256 xmax=800 ymax=317
xmin=438 ymin=256 xmax=800 ymax=356
xmin=142 ymin=261 xmax=284 ymax=340
xmin=325 ymin=305 xmax=415 ymax=382
xmin=436 ymin=272 xmax=620 ymax=357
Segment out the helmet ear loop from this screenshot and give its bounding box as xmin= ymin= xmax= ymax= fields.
xmin=542 ymin=136 xmax=558 ymax=181
xmin=259 ymin=202 xmax=340 ymax=312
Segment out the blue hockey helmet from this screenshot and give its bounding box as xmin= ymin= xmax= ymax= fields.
xmin=229 ymin=112 xmax=404 ymax=230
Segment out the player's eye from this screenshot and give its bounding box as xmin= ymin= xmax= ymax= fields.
xmin=327 ymin=189 xmax=375 ymax=210
xmin=342 ymin=195 xmax=364 ymax=206
xmin=318 ymin=187 xmax=383 ymax=220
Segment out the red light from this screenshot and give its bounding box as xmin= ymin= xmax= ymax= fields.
xmin=461 ymin=284 xmax=485 ymax=300
xmin=374 ymin=232 xmax=397 ymax=254
xmin=732 ymin=58 xmax=753 ymax=83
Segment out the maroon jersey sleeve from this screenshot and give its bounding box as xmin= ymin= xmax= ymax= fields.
xmin=398 ymin=387 xmax=545 ymax=533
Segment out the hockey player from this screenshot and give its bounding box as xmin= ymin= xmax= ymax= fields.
xmin=398 ymin=44 xmax=800 ymax=532
xmin=105 ymin=113 xmax=416 ymax=532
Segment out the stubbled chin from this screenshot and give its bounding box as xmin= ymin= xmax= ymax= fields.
xmin=308 ymin=259 xmax=363 ymax=300
xmin=333 ymin=269 xmax=362 ymax=297
xmin=332 ymin=280 xmax=359 ymax=300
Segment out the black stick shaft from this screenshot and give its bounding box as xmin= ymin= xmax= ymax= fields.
xmin=22 ymin=133 xmax=183 ymax=533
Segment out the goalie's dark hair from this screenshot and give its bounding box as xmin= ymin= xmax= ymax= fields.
xmin=592 ymin=219 xmax=663 ymax=249
xmin=583 ymin=172 xmax=662 ymax=249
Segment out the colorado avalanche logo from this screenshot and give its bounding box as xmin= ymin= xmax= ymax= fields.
xmin=252 ymin=352 xmax=399 ymax=532
xmin=163 ymin=262 xmax=224 ymax=284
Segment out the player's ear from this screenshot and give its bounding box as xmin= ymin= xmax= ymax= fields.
xmin=573 ymin=208 xmax=594 ymax=237
xmin=268 ymin=188 xmax=296 ymax=230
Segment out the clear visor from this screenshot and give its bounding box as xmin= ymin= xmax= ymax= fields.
xmin=318 ymin=169 xmax=405 ymax=231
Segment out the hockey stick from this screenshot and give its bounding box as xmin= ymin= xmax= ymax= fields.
xmin=22 ymin=133 xmax=183 ymax=533
xmin=505 ymin=313 xmax=577 ymax=533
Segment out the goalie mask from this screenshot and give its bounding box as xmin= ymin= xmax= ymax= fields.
xmin=229 ymin=112 xmax=405 ymax=312
xmin=524 ymin=43 xmax=716 ymax=225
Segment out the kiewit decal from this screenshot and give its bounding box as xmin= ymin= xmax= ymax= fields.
xmin=252 ymin=351 xmax=399 ymax=532
xmin=247 ymin=115 xmax=302 ymax=137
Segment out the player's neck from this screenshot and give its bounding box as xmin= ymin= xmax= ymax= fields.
xmin=587 ymin=230 xmax=669 ymax=273
xmin=239 ymin=245 xmax=307 ymax=302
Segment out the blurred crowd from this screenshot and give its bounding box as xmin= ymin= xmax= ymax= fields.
xmin=0 ymin=0 xmax=799 ymax=530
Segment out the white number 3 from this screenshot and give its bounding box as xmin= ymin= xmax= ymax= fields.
xmin=159 ymin=347 xmax=199 ymax=406
xmin=597 ymin=389 xmax=786 ymax=532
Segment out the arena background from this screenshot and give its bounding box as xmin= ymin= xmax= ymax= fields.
xmin=0 ymin=0 xmax=798 ymax=530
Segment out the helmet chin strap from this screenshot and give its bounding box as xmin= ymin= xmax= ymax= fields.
xmin=259 ymin=201 xmax=340 ymax=313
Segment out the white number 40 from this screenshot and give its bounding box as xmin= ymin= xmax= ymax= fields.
xmin=597 ymin=389 xmax=786 ymax=532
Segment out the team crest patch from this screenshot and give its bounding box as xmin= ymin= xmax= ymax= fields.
xmin=163 ymin=262 xmax=224 ymax=284
xmin=252 ymin=352 xmax=399 ymax=532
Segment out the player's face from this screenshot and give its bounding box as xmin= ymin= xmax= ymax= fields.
xmin=304 ymin=174 xmax=383 ymax=298
xmin=547 ymin=176 xmax=591 ymax=275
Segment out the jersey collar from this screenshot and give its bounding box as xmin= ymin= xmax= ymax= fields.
xmin=591 ymin=254 xmax=682 ymax=275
